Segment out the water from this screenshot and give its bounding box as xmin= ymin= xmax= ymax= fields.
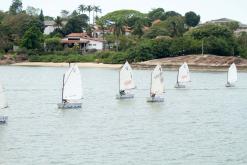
xmin=0 ymin=66 xmax=247 ymax=165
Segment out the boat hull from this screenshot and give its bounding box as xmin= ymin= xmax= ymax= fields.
xmin=116 ymin=93 xmax=134 ymax=99
xmin=147 ymin=96 xmax=164 ymax=102
xmin=57 ymin=103 xmax=82 ymax=109
xmin=225 ymin=83 xmax=235 ymax=87
xmin=0 ymin=116 xmax=8 ymax=124
xmin=175 ymin=83 xmax=186 ymax=88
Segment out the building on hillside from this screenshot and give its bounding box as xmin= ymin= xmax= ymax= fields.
xmin=92 ymin=29 xmax=112 ymax=38
xmin=61 ymin=33 xmax=105 ymax=52
xmin=203 ymin=18 xmax=247 ymax=35
xmin=92 ymin=25 xmax=133 ymax=38
xmin=44 ymin=20 xmax=67 ymax=35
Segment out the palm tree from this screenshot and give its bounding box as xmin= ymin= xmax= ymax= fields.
xmin=112 ymin=19 xmax=125 ymax=51
xmin=86 ymin=5 xmax=93 ymax=24
xmin=54 ymin=16 xmax=63 ymax=29
xmin=78 ymin=4 xmax=86 ymax=14
xmin=93 ymin=6 xmax=101 ymax=25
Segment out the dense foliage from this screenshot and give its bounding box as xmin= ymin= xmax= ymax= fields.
xmin=0 ymin=0 xmax=247 ymax=64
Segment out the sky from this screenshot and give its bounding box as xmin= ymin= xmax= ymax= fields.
xmin=1 ymin=0 xmax=247 ymax=23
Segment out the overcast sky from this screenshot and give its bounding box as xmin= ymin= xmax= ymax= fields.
xmin=1 ymin=0 xmax=246 ymax=23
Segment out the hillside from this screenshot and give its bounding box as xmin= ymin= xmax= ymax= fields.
xmin=134 ymin=55 xmax=247 ymax=71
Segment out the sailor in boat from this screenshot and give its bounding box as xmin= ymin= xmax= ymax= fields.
xmin=120 ymin=90 xmax=126 ymax=96
xmin=151 ymin=93 xmax=155 ymax=98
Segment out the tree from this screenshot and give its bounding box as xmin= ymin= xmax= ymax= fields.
xmin=185 ymin=11 xmax=200 ymax=27
xmin=99 ymin=9 xmax=145 ymax=24
xmin=113 ymin=19 xmax=126 ymax=51
xmin=39 ymin=10 xmax=44 ymax=22
xmin=186 ymin=24 xmax=233 ymax=39
xmin=9 ymin=0 xmax=23 ymax=15
xmin=26 ymin=6 xmax=40 ymax=16
xmin=222 ymin=21 xmax=239 ymax=31
xmin=45 ymin=37 xmax=62 ymax=51
xmin=147 ymin=8 xmax=166 ymax=21
xmin=165 ymin=16 xmax=186 ymax=37
xmin=63 ymin=14 xmax=88 ymax=34
xmin=61 ymin=10 xmax=69 ymax=19
xmin=164 ymin=11 xmax=182 ymax=19
xmin=78 ymin=5 xmax=86 ymax=14
xmin=94 ymin=6 xmax=101 ymax=18
xmin=143 ymin=22 xmax=169 ymax=39
xmin=237 ymin=32 xmax=247 ymax=58
xmin=86 ymin=5 xmax=93 ymax=24
xmin=54 ymin=16 xmax=63 ymax=29
xmin=44 ymin=16 xmax=54 ymax=21
xmin=21 ymin=26 xmax=43 ymax=49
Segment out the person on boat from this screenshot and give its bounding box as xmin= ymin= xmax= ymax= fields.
xmin=151 ymin=93 xmax=156 ymax=98
xmin=63 ymin=99 xmax=68 ymax=104
xmin=120 ymin=90 xmax=126 ymax=96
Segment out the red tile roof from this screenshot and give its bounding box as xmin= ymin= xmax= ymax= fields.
xmin=66 ymin=33 xmax=89 ymax=38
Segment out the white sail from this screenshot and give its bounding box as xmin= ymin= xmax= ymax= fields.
xmin=150 ymin=65 xmax=164 ymax=96
xmin=177 ymin=62 xmax=190 ymax=83
xmin=0 ymin=83 xmax=8 ymax=109
xmin=119 ymin=61 xmax=135 ymax=91
xmin=62 ymin=64 xmax=82 ymax=102
xmin=227 ymin=63 xmax=237 ymax=84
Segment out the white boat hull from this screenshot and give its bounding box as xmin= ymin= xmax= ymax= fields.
xmin=147 ymin=96 xmax=164 ymax=102
xmin=57 ymin=102 xmax=82 ymax=109
xmin=0 ymin=116 xmax=8 ymax=124
xmin=116 ymin=93 xmax=134 ymax=99
xmin=225 ymin=83 xmax=235 ymax=87
xmin=175 ymin=83 xmax=186 ymax=88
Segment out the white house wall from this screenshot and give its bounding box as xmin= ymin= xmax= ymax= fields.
xmin=86 ymin=40 xmax=103 ymax=50
xmin=44 ymin=26 xmax=55 ymax=35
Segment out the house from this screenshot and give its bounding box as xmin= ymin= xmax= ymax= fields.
xmin=61 ymin=33 xmax=105 ymax=52
xmin=44 ymin=20 xmax=67 ymax=35
xmin=44 ymin=21 xmax=56 ymax=35
xmin=203 ymin=18 xmax=247 ymax=35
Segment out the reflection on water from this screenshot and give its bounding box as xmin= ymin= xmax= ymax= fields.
xmin=0 ymin=66 xmax=247 ymax=165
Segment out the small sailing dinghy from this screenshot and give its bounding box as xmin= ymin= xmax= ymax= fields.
xmin=225 ymin=63 xmax=237 ymax=87
xmin=147 ymin=64 xmax=164 ymax=102
xmin=116 ymin=61 xmax=136 ymax=99
xmin=57 ymin=63 xmax=82 ymax=109
xmin=0 ymin=83 xmax=8 ymax=123
xmin=175 ymin=62 xmax=191 ymax=88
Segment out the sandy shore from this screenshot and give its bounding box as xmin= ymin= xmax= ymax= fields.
xmin=11 ymin=62 xmax=122 ymax=69
xmin=8 ymin=55 xmax=247 ymax=72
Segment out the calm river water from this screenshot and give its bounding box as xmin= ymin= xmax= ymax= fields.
xmin=0 ymin=66 xmax=247 ymax=165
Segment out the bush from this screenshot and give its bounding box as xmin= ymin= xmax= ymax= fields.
xmin=28 ymin=54 xmax=97 ymax=63
xmin=45 ymin=37 xmax=63 ymax=51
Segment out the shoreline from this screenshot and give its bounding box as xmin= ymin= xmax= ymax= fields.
xmin=8 ymin=62 xmax=247 ymax=72
xmin=11 ymin=62 xmax=122 ymax=69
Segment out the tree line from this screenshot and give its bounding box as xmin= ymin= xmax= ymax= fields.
xmin=0 ymin=0 xmax=247 ymax=63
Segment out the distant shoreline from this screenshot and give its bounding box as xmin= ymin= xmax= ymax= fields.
xmin=11 ymin=62 xmax=122 ymax=69
xmin=3 ymin=54 xmax=247 ymax=72
xmin=8 ymin=61 xmax=247 ymax=72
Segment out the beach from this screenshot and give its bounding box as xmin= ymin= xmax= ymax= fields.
xmin=11 ymin=62 xmax=122 ymax=69
xmin=9 ymin=55 xmax=247 ymax=71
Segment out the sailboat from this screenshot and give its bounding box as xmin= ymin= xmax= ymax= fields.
xmin=0 ymin=83 xmax=8 ymax=123
xmin=225 ymin=63 xmax=237 ymax=87
xmin=147 ymin=64 xmax=164 ymax=102
xmin=116 ymin=61 xmax=136 ymax=99
xmin=175 ymin=62 xmax=191 ymax=88
xmin=57 ymin=63 xmax=82 ymax=109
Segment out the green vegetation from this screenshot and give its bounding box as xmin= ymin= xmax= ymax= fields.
xmin=0 ymin=0 xmax=247 ymax=64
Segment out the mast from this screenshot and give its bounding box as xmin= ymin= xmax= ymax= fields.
xmin=61 ymin=74 xmax=65 ymax=103
xmin=150 ymin=70 xmax=153 ymax=97
xmin=119 ymin=69 xmax=121 ymax=93
xmin=227 ymin=68 xmax=229 ymax=85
